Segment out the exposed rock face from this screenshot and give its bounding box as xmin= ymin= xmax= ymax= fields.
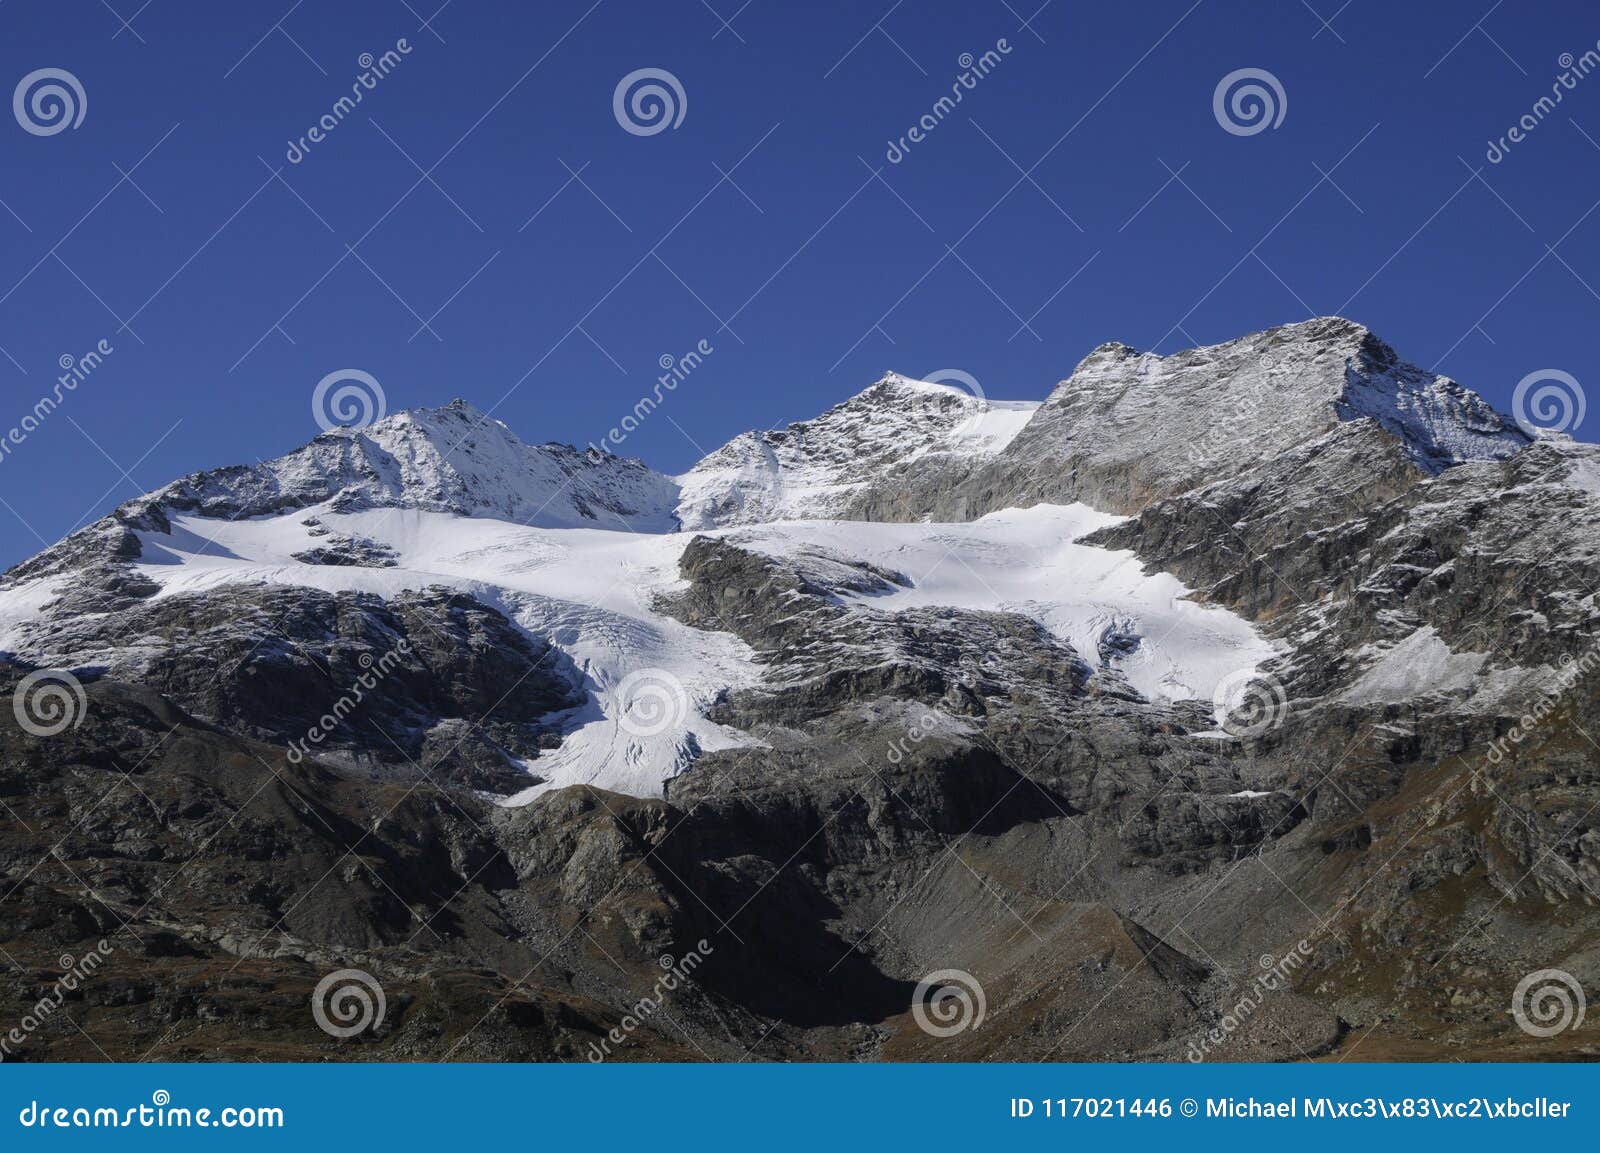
xmin=1 ymin=583 xmax=581 ymax=793
xmin=180 ymin=398 xmax=681 ymax=529
xmin=675 ymin=372 xmax=1038 ymax=528
xmin=851 ymin=317 xmax=1528 ymax=522
xmin=2 ymin=317 xmax=1598 ymax=1063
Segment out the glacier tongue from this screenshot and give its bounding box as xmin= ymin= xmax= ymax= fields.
xmin=107 ymin=507 xmax=768 ymax=801
xmin=0 ymin=496 xmax=1280 ymax=800
xmin=722 ymin=504 xmax=1280 ymax=705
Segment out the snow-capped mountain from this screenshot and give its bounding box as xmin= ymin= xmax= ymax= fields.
xmin=675 ymin=371 xmax=1038 ymax=528
xmin=0 ymin=378 xmax=1265 ymax=799
xmin=1018 ymin=315 xmax=1528 ymax=491
xmin=1 ymin=319 xmax=1586 ymax=800
xmin=863 ymin=316 xmax=1533 ymax=525
xmin=142 ymin=397 xmax=681 ymax=531
xmin=5 ymin=316 xmax=1599 ymax=1063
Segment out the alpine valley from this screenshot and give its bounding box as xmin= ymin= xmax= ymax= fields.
xmin=2 ymin=316 xmax=1597 ymax=1062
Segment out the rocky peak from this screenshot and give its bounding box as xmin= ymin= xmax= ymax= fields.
xmin=148 ymin=399 xmax=680 ymax=530
xmin=832 ymin=318 xmax=1534 ymax=525
xmin=1004 ymin=316 xmax=1527 ymax=509
xmin=3 ymin=401 xmax=684 ymax=588
xmin=1069 ymin=340 xmax=1142 ymax=375
xmin=675 ymin=371 xmax=1040 ymax=529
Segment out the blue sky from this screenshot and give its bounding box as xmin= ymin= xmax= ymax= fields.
xmin=1 ymin=0 xmax=1598 ymax=568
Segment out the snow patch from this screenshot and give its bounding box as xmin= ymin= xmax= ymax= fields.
xmin=724 ymin=504 xmax=1280 ymax=705
xmin=106 ymin=507 xmax=763 ymax=801
xmin=1342 ymin=626 xmax=1487 ymax=704
xmin=0 ymin=498 xmax=1284 ymax=800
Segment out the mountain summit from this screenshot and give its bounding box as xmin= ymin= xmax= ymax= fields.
xmin=1017 ymin=316 xmax=1528 ymax=495
xmin=675 ymin=371 xmax=1038 ymax=528
xmin=848 ymin=317 xmax=1534 ymax=523
xmin=131 ymin=397 xmax=682 ymax=532
xmin=3 ymin=317 xmax=1598 ymax=1063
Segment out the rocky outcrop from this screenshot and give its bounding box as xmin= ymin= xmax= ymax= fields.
xmin=3 ymin=586 xmax=582 ymax=793
xmin=853 ymin=317 xmax=1527 ymax=523
xmin=2 ymin=317 xmax=1598 ymax=1063
xmin=676 ymin=373 xmax=1037 ymax=528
